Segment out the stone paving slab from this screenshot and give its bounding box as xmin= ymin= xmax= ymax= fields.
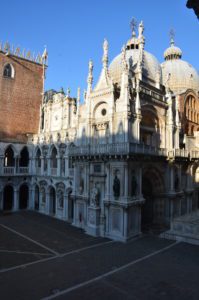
xmin=0 ymin=212 xmax=199 ymax=300
xmin=0 ymin=211 xmax=109 ymax=254
xmin=57 ymin=243 xmax=199 ymax=300
xmin=0 ymin=235 xmax=174 ymax=300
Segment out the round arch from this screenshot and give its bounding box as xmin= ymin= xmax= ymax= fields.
xmin=141 ymin=166 xmax=165 ymax=230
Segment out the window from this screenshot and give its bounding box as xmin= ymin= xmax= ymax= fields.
xmin=3 ymin=64 xmax=14 ymax=78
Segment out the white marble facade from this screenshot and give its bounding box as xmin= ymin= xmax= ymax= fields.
xmin=1 ymin=21 xmax=199 ymax=241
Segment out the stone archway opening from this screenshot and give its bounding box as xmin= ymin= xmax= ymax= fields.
xmin=49 ymin=187 xmax=56 ymax=215
xmin=141 ymin=177 xmax=153 ymax=230
xmin=19 ymin=184 xmax=28 ymax=209
xmin=141 ymin=168 xmax=165 ymax=232
xmin=3 ymin=185 xmax=14 ymax=211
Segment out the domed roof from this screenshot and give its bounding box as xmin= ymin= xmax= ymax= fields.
xmin=161 ymin=59 xmax=199 ymax=93
xmin=164 ymin=45 xmax=182 ymax=60
xmin=162 ymin=38 xmax=199 ymax=93
xmin=109 ymin=49 xmax=162 ymax=86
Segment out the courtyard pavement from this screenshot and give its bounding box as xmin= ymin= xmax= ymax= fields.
xmin=0 ymin=211 xmax=198 ymax=300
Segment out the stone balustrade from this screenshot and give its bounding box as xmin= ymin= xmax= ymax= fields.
xmin=68 ymin=142 xmax=198 ymax=160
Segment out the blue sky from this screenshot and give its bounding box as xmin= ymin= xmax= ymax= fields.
xmin=0 ymin=0 xmax=198 ymax=98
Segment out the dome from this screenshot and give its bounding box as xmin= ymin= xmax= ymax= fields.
xmin=109 ymin=49 xmax=162 ymax=87
xmin=162 ymin=37 xmax=199 ymax=93
xmin=161 ymin=60 xmax=199 ymax=93
xmin=164 ymin=45 xmax=182 ymax=60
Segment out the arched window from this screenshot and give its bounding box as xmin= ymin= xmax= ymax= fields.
xmin=3 ymin=64 xmax=14 ymax=78
xmin=4 ymin=146 xmax=15 ymax=167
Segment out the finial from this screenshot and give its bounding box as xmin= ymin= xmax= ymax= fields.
xmin=60 ymin=87 xmax=65 ymax=94
xmin=169 ymin=28 xmax=175 ymax=47
xmin=66 ymin=87 xmax=70 ymax=97
xmin=130 ymin=17 xmax=137 ymax=37
xmin=42 ymin=46 xmax=48 ymax=65
xmin=102 ymin=38 xmax=108 ymax=69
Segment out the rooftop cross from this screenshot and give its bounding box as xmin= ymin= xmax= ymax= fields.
xmin=169 ymin=28 xmax=175 ymax=46
xmin=130 ymin=17 xmax=137 ymax=37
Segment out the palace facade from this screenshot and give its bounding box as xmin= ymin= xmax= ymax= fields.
xmin=1 ymin=22 xmax=199 ymax=241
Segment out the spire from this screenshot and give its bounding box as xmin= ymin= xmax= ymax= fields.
xmin=66 ymin=87 xmax=70 ymax=97
xmin=102 ymin=39 xmax=108 ymax=70
xmin=76 ymin=87 xmax=80 ymax=117
xmin=77 ymin=87 xmax=80 ymax=104
xmin=87 ymin=59 xmax=93 ymax=94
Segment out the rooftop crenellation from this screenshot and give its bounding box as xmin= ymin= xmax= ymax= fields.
xmin=0 ymin=41 xmax=48 ymax=65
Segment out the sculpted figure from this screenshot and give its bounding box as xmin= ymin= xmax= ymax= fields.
xmin=91 ymin=183 xmax=100 ymax=207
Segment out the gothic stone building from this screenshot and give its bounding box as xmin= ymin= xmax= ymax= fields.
xmin=1 ymin=22 xmax=199 ymax=242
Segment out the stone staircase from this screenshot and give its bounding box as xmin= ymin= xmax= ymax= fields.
xmin=161 ymin=210 xmax=199 ymax=245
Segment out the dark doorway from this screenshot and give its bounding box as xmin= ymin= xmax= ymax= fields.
xmin=35 ymin=185 xmax=39 ymax=210
xmin=141 ymin=177 xmax=154 ymax=230
xmin=19 ymin=147 xmax=29 ymax=167
xmin=3 ymin=185 xmax=13 ymax=211
xmin=49 ymin=187 xmax=56 ymax=215
xmin=19 ymin=185 xmax=28 ymax=209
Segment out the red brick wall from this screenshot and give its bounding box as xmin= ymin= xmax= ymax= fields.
xmin=0 ymin=52 xmax=44 ymax=142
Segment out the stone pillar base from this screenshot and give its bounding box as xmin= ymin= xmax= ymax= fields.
xmin=86 ymin=206 xmax=101 ymax=237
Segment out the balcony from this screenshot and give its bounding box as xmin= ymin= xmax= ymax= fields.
xmin=69 ymin=142 xmax=168 ymax=158
xmin=3 ymin=167 xmax=14 ymax=175
xmin=3 ymin=166 xmax=29 ymax=175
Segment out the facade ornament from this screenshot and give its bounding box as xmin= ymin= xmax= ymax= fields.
xmin=113 ymin=174 xmax=120 ymax=198
xmin=90 ymin=183 xmax=100 ymax=207
xmin=102 ymin=39 xmax=108 ymax=70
